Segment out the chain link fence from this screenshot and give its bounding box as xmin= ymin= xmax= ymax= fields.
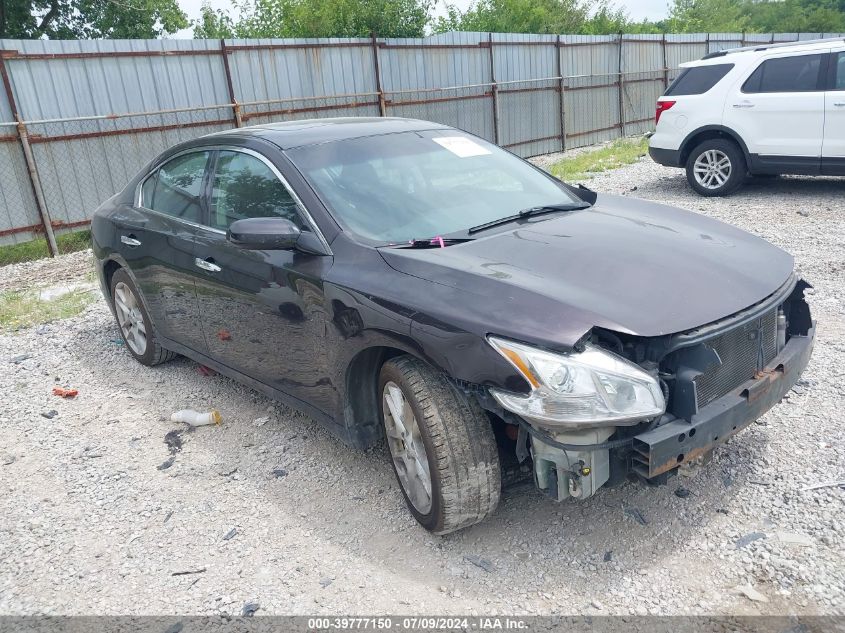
xmin=1 ymin=32 xmax=841 ymax=253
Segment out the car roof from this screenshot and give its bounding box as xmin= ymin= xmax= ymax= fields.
xmin=683 ymin=37 xmax=844 ymax=67
xmin=201 ymin=117 xmax=453 ymax=150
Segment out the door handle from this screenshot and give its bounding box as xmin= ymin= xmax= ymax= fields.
xmin=194 ymin=257 xmax=222 ymax=273
xmin=120 ymin=234 xmax=141 ymax=247
xmin=834 ymin=102 xmax=845 ymax=107
xmin=732 ymin=103 xmax=755 ymax=108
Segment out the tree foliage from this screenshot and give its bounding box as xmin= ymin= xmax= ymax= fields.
xmin=431 ymin=0 xmax=630 ymax=34
xmin=666 ymin=0 xmax=845 ymax=33
xmin=4 ymin=0 xmax=844 ymax=41
xmin=1 ymin=0 xmax=188 ymax=38
xmin=195 ymin=0 xmax=432 ymax=39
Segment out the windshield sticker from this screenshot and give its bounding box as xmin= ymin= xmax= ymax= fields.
xmin=432 ymin=136 xmax=492 ymax=158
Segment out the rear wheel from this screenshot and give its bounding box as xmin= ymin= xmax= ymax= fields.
xmin=685 ymin=139 xmax=746 ymax=197
xmin=110 ymin=268 xmax=175 ymax=366
xmin=378 ymin=356 xmax=501 ymax=535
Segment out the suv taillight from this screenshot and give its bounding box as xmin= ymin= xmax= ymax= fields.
xmin=655 ymin=100 xmax=676 ymax=125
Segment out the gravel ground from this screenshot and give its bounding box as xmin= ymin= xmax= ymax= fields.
xmin=1 ymin=155 xmax=843 ymax=616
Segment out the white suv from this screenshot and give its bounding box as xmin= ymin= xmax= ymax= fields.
xmin=649 ymin=38 xmax=845 ymax=196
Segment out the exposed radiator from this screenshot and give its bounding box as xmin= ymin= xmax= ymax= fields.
xmin=694 ymin=308 xmax=779 ymax=408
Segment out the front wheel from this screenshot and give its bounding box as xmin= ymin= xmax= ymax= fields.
xmin=110 ymin=268 xmax=175 ymax=366
xmin=685 ymin=139 xmax=746 ymax=197
xmin=378 ymin=356 xmax=501 ymax=535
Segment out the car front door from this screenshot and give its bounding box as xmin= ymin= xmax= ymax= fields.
xmin=822 ymin=50 xmax=845 ymax=175
xmin=191 ymin=147 xmax=335 ymax=413
xmin=723 ymin=52 xmax=827 ymax=171
xmin=118 ymin=150 xmax=210 ymax=354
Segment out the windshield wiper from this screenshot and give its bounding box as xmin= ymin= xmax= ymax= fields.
xmin=468 ymin=202 xmax=591 ymax=235
xmin=386 ymin=235 xmax=473 ymax=249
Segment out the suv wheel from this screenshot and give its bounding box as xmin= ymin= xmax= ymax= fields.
xmin=110 ymin=268 xmax=175 ymax=366
xmin=685 ymin=139 xmax=746 ymax=197
xmin=378 ymin=356 xmax=501 ymax=534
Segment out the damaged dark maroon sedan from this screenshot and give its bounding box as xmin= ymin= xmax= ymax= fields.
xmin=92 ymin=118 xmax=815 ymax=534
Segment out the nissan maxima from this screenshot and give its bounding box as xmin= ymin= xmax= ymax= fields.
xmin=92 ymin=118 xmax=815 ymax=534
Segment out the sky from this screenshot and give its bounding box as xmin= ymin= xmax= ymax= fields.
xmin=175 ymin=0 xmax=671 ymax=37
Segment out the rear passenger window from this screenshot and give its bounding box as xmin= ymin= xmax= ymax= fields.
xmin=140 ymin=174 xmax=156 ymax=207
xmin=835 ymin=52 xmax=845 ymax=90
xmin=665 ymin=64 xmax=734 ymax=96
xmin=149 ymin=151 xmax=211 ymax=223
xmin=742 ymin=54 xmax=824 ymax=93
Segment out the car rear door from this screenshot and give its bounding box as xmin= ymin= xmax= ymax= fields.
xmin=723 ymin=51 xmax=827 ymax=172
xmin=822 ymin=49 xmax=845 ymax=175
xmin=191 ymin=147 xmax=335 ymax=413
xmin=119 ymin=150 xmax=210 ymax=354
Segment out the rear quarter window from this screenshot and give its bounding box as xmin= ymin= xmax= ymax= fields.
xmin=665 ymin=64 xmax=734 ymax=96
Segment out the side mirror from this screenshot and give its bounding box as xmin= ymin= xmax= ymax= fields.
xmin=227 ymin=217 xmax=301 ymax=250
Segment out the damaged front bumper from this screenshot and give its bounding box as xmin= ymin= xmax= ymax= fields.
xmin=631 ymin=323 xmax=816 ymax=479
xmin=507 ymin=323 xmax=815 ymax=501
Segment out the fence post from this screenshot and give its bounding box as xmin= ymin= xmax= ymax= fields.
xmin=487 ymin=33 xmax=500 ymax=145
xmin=0 ymin=52 xmax=58 ymax=256
xmin=370 ymin=32 xmax=386 ymax=117
xmin=556 ymin=35 xmax=566 ymax=151
xmin=220 ymin=39 xmax=242 ymax=128
xmin=662 ymin=33 xmax=669 ymax=90
xmin=18 ymin=120 xmax=58 ymax=257
xmin=617 ymin=33 xmax=626 ymax=138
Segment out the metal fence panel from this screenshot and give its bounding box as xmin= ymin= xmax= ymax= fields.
xmin=0 ymin=33 xmax=838 ymax=246
xmin=493 ymin=34 xmax=561 ymax=156
xmin=2 ymin=39 xmax=229 ymax=129
xmin=0 ymin=130 xmax=40 ymax=244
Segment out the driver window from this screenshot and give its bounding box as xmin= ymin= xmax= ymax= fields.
xmin=209 ymin=151 xmax=308 ymax=231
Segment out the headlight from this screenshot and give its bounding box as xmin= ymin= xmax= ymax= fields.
xmin=488 ymin=336 xmax=665 ymax=428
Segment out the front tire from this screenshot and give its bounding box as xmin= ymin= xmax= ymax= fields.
xmin=110 ymin=268 xmax=175 ymax=366
xmin=378 ymin=356 xmax=501 ymax=535
xmin=685 ymin=139 xmax=746 ymax=197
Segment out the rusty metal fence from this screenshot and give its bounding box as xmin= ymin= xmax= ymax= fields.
xmin=0 ymin=32 xmax=841 ymax=252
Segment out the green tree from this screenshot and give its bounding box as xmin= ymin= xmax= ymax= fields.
xmin=747 ymin=0 xmax=845 ymax=32
xmin=0 ymin=0 xmax=188 ymax=38
xmin=193 ymin=1 xmax=236 ymax=38
xmin=431 ymin=0 xmax=629 ymax=34
xmin=666 ymin=0 xmax=748 ymax=33
xmin=664 ymin=0 xmax=845 ymax=33
xmin=195 ymin=0 xmax=433 ymax=38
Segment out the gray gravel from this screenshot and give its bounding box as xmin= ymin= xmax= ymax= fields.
xmin=1 ymin=154 xmax=843 ymax=616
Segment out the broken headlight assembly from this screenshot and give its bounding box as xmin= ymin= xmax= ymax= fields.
xmin=488 ymin=336 xmax=665 ymax=428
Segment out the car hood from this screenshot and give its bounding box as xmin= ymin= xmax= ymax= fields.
xmin=379 ymin=194 xmax=794 ymax=343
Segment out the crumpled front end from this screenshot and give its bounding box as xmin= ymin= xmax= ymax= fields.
xmin=478 ymin=275 xmax=815 ymax=502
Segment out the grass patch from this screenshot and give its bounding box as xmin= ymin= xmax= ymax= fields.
xmin=549 ymin=137 xmax=649 ymax=182
xmin=0 ymin=230 xmax=92 ymax=267
xmin=0 ymin=287 xmax=96 ymax=332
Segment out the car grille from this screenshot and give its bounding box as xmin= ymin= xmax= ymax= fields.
xmin=694 ymin=308 xmax=778 ymax=408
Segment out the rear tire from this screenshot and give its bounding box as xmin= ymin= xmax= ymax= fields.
xmin=685 ymin=139 xmax=746 ymax=197
xmin=378 ymin=356 xmax=501 ymax=535
xmin=110 ymin=268 xmax=175 ymax=366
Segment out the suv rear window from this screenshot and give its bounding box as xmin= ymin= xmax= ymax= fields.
xmin=742 ymin=54 xmax=824 ymax=93
xmin=665 ymin=64 xmax=734 ymax=96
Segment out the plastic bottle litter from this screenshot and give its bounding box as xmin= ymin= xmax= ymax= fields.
xmin=170 ymin=409 xmax=221 ymax=427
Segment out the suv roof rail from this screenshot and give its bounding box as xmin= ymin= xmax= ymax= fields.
xmin=701 ymin=36 xmax=845 ymax=60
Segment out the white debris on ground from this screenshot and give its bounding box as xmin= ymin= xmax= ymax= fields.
xmin=0 ymin=154 xmax=843 ymax=616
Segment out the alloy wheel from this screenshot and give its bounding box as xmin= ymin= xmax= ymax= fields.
xmin=693 ymin=149 xmax=732 ymax=190
xmin=113 ymin=281 xmax=147 ymax=356
xmin=382 ymin=381 xmax=433 ymax=514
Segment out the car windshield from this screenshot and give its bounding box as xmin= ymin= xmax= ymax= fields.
xmin=287 ymin=130 xmax=581 ymax=244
